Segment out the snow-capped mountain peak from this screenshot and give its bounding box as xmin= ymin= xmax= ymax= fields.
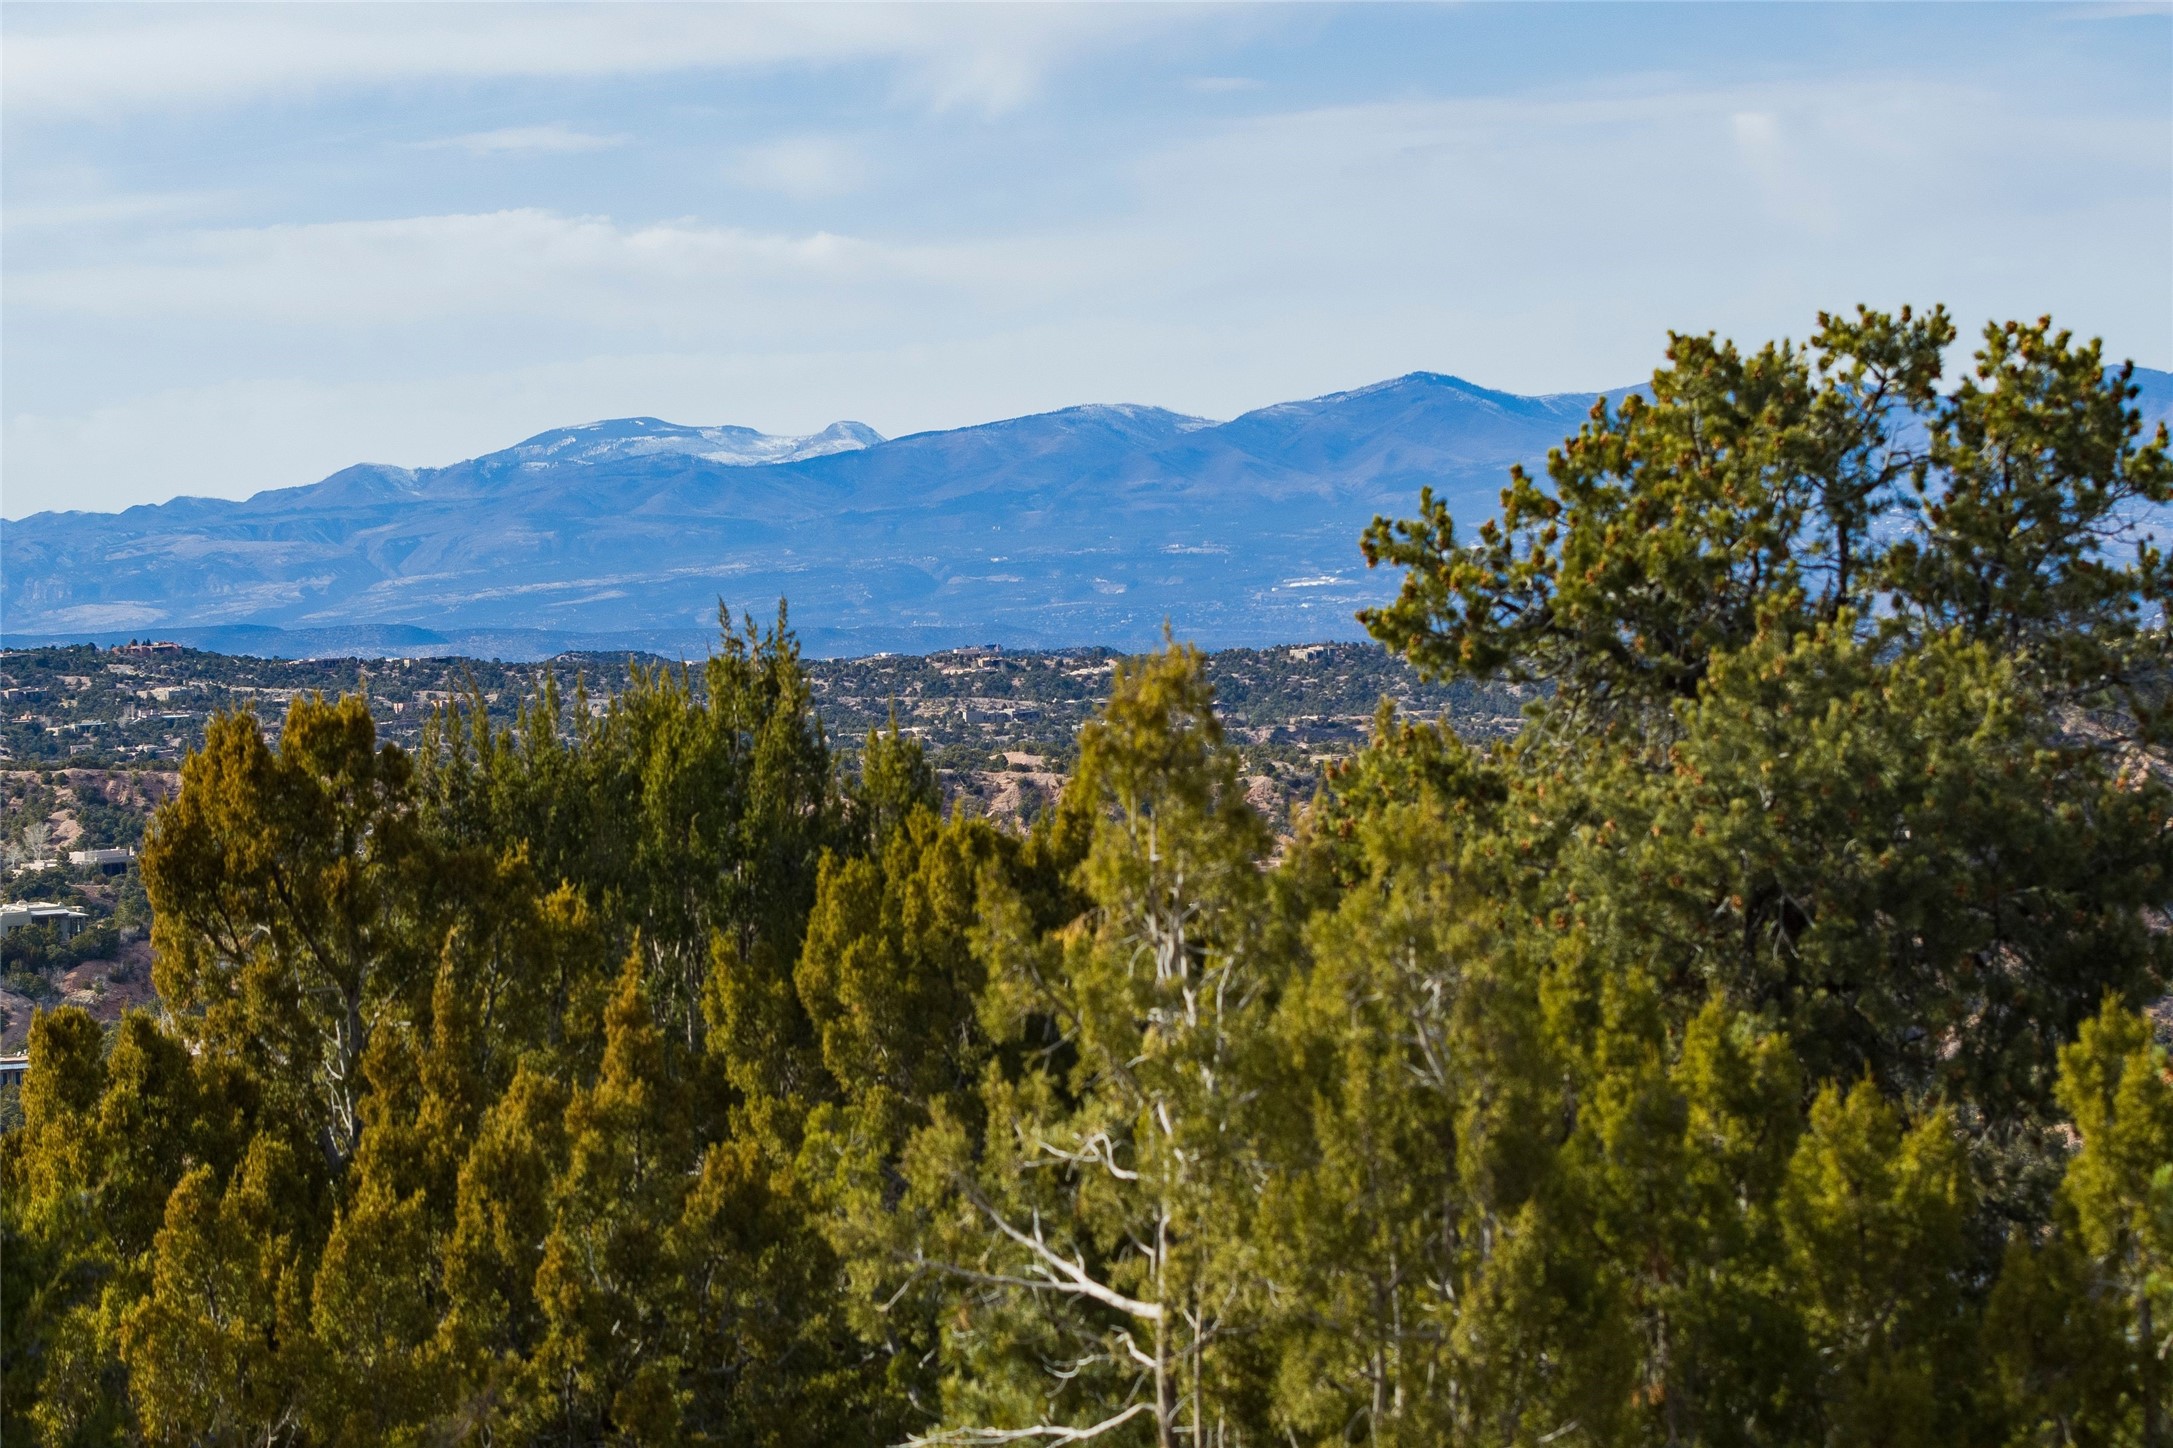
xmin=506 ymin=418 xmax=883 ymax=468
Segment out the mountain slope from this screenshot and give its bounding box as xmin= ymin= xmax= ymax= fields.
xmin=7 ymin=368 xmax=2168 ymax=659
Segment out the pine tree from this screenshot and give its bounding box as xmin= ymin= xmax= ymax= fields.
xmin=1359 ymin=308 xmax=2173 ymax=1220
xmin=1258 ymin=714 xmax=1498 ymax=1445
xmin=796 ymin=806 xmax=1004 ymax=1120
xmin=1982 ymin=1227 xmax=2134 ymax=1447
xmin=3 ymin=1007 xmax=125 ymax=1445
xmin=513 ymin=952 xmax=696 ymax=1443
xmin=1360 ymin=306 xmax=1957 ymax=725
xmin=669 ymin=1136 xmax=894 ymax=1447
xmin=900 ymin=643 xmax=1279 ymax=1447
xmin=438 ymin=1064 xmax=569 ymax=1419
xmin=304 ymin=964 xmax=494 ymax=1445
xmin=143 ymin=693 xmax=441 ymax=1175
xmin=119 ymin=1135 xmax=318 ymax=1446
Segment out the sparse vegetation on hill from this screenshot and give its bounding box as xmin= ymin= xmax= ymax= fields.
xmin=3 ymin=310 xmax=2170 ymax=1447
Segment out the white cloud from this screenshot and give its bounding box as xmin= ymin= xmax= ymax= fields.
xmin=0 ymin=189 xmax=221 ymax=232
xmin=11 ymin=210 xmax=903 ymax=328
xmin=1727 ymin=108 xmax=1839 ymax=234
xmin=417 ymin=124 xmax=627 ymax=157
xmin=0 ymin=5 xmax=1197 ymax=120
xmin=11 ymin=75 xmax=2166 ymax=369
xmin=1730 ymin=109 xmax=1779 ymax=151
xmin=729 ymin=135 xmax=870 ymax=200
xmin=1126 ymin=73 xmax=2169 ymax=303
xmin=5 ymin=206 xmax=1135 ymax=344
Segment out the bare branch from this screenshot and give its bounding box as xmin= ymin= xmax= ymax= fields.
xmin=1037 ymin=1131 xmax=1141 ymax=1182
xmin=953 ymin=1181 xmax=1163 ymax=1322
xmin=904 ymin=1402 xmax=1155 ymax=1447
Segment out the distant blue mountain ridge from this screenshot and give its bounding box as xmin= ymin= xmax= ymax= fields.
xmin=6 ymin=367 xmax=2169 ymax=661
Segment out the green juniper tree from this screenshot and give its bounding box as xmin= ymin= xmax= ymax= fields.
xmin=891 ymin=645 xmax=1280 ymax=1448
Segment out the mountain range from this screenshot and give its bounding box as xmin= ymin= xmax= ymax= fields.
xmin=6 ymin=367 xmax=2169 ymax=660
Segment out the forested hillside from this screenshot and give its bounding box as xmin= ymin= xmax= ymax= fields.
xmin=5 ymin=309 xmax=2171 ymax=1447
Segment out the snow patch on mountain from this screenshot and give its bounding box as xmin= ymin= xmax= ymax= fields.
xmin=507 ymin=417 xmax=883 ymax=468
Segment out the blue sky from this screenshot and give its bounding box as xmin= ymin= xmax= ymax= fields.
xmin=4 ymin=2 xmax=2169 ymax=519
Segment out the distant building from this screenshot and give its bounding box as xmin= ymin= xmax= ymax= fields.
xmin=116 ymin=641 xmax=185 ymax=655
xmin=0 ymin=902 xmax=89 ymax=941
xmin=69 ymin=846 xmax=136 ymax=874
xmin=0 ymin=1055 xmax=27 ymax=1086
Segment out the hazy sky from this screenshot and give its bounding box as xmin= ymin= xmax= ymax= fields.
xmin=4 ymin=2 xmax=2169 ymax=519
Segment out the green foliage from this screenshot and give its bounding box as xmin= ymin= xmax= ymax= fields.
xmin=1361 ymin=308 xmax=2171 ymax=733
xmin=2045 ymin=999 xmax=2173 ymax=1442
xmin=419 ymin=605 xmax=839 ymax=1065
xmin=6 ymin=312 xmax=2171 ymax=1447
xmin=893 ymin=645 xmax=1281 ymax=1445
xmin=1360 ymin=307 xmax=1951 ymax=717
xmin=1777 ymin=1082 xmax=1975 ymax=1445
xmin=143 ymin=691 xmax=439 ymax=1173
xmin=796 ymin=806 xmax=1000 ymax=1115
xmin=1570 ymin=620 xmax=2168 ymax=1170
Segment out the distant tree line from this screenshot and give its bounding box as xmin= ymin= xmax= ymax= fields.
xmin=3 ymin=309 xmax=2170 ymax=1446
